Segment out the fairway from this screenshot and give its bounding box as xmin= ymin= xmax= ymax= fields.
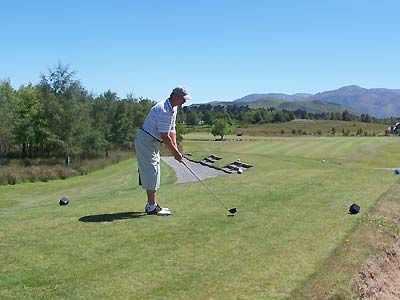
xmin=1 ymin=137 xmax=400 ymax=299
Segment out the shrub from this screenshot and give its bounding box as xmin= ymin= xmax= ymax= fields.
xmin=26 ymin=169 xmax=36 ymax=183
xmin=8 ymin=175 xmax=17 ymax=185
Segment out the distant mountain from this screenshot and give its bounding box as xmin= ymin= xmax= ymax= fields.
xmin=233 ymin=93 xmax=312 ymax=103
xmin=209 ymin=85 xmax=400 ymax=118
xmin=309 ymin=85 xmax=400 ymax=118
xmin=248 ymin=98 xmax=358 ymax=115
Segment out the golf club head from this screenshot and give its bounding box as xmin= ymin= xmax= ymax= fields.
xmin=228 ymin=207 xmax=238 ymax=214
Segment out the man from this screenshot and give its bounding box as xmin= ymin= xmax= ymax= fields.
xmin=134 ymin=86 xmax=191 ymax=216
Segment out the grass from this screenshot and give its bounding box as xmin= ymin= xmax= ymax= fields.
xmin=290 ymin=179 xmax=400 ymax=299
xmin=185 ymin=120 xmax=388 ymax=138
xmin=1 ymin=136 xmax=400 ymax=299
xmin=0 ymin=151 xmax=132 ymax=186
xmin=239 ymin=119 xmax=386 ymax=136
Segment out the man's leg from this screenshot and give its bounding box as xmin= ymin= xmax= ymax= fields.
xmin=146 ymin=190 xmax=156 ymax=205
xmin=145 ymin=189 xmax=170 ymax=215
xmin=145 ymin=190 xmax=158 ymax=214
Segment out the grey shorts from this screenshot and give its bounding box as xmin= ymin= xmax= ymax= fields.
xmin=134 ymin=129 xmax=161 ymax=190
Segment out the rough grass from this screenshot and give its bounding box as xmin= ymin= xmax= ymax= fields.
xmin=1 ymin=137 xmax=400 ymax=299
xmin=0 ymin=151 xmax=132 ymax=186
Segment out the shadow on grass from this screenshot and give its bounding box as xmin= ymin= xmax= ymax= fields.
xmin=79 ymin=211 xmax=146 ymax=222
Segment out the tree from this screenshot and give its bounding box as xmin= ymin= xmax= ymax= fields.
xmin=91 ymin=95 xmax=112 ymax=156
xmin=186 ymin=110 xmax=200 ymax=125
xmin=15 ymin=84 xmax=44 ymax=158
xmin=40 ymin=62 xmax=76 ymax=94
xmin=0 ymin=80 xmax=17 ymax=157
xmin=254 ymin=110 xmax=265 ymax=124
xmin=342 ymin=110 xmax=350 ymax=121
xmin=272 ymin=111 xmax=283 ymax=123
xmin=360 ymin=113 xmax=371 ymax=123
xmin=175 ymin=118 xmax=187 ymax=143
xmin=111 ymin=100 xmax=135 ymax=149
xmin=202 ymin=110 xmax=215 ymax=125
xmin=39 ymin=63 xmax=88 ymax=158
xmin=211 ymin=118 xmax=231 ymax=140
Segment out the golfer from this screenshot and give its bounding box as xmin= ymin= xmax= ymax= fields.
xmin=134 ymin=86 xmax=191 ymax=216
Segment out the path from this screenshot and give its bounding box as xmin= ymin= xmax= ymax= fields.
xmin=161 ymin=156 xmax=227 ymax=183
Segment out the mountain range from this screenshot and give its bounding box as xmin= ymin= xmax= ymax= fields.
xmin=210 ymin=85 xmax=400 ymax=118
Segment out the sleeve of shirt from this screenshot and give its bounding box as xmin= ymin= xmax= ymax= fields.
xmin=157 ymin=110 xmax=174 ymax=133
xmin=171 ymin=109 xmax=177 ymax=129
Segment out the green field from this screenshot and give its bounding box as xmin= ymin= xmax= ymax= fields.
xmin=238 ymin=119 xmax=387 ymax=136
xmin=186 ymin=119 xmax=387 ymax=137
xmin=1 ymin=136 xmax=400 ymax=299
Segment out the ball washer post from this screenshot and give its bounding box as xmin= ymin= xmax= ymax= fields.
xmin=181 ymin=160 xmax=238 ymax=215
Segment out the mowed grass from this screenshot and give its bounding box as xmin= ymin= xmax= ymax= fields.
xmin=1 ymin=137 xmax=400 ymax=299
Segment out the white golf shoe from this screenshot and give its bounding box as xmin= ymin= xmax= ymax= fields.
xmin=145 ymin=203 xmax=171 ymax=216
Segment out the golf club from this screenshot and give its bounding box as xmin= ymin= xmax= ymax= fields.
xmin=181 ymin=160 xmax=238 ymax=215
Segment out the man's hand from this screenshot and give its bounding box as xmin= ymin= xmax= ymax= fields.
xmin=160 ymin=131 xmax=182 ymax=162
xmin=174 ymin=152 xmax=183 ymax=162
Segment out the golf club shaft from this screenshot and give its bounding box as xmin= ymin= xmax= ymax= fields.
xmin=181 ymin=160 xmax=229 ymax=210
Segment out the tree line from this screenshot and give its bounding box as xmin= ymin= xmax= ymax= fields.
xmin=178 ymin=105 xmax=398 ymax=140
xmin=0 ymin=63 xmax=155 ymax=160
xmin=1 ymin=63 xmax=398 ymax=160
xmin=179 ymin=103 xmax=394 ymax=126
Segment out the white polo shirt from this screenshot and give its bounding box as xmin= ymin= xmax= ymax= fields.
xmin=142 ymin=98 xmax=177 ymax=141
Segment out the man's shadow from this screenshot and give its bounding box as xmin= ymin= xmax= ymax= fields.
xmin=79 ymin=211 xmax=146 ymax=223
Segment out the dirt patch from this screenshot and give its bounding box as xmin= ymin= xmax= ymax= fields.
xmin=354 ymin=185 xmax=400 ymax=300
xmin=355 ymin=237 xmax=400 ymax=299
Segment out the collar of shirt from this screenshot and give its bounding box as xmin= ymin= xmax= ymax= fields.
xmin=166 ymin=98 xmax=173 ymax=113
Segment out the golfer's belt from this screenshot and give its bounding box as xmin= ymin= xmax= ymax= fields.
xmin=140 ymin=127 xmax=163 ymax=143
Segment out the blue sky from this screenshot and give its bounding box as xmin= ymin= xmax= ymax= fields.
xmin=1 ymin=0 xmax=400 ymax=103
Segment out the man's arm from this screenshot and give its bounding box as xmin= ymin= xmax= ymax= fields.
xmin=169 ymin=129 xmax=178 ymax=148
xmin=160 ymin=130 xmax=182 ymax=162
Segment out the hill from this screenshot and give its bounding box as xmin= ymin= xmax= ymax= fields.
xmin=208 ymin=85 xmax=400 ymax=118
xmin=233 ymin=93 xmax=312 ymax=103
xmin=310 ymin=85 xmax=400 ymax=118
xmin=247 ymin=98 xmax=358 ymax=114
